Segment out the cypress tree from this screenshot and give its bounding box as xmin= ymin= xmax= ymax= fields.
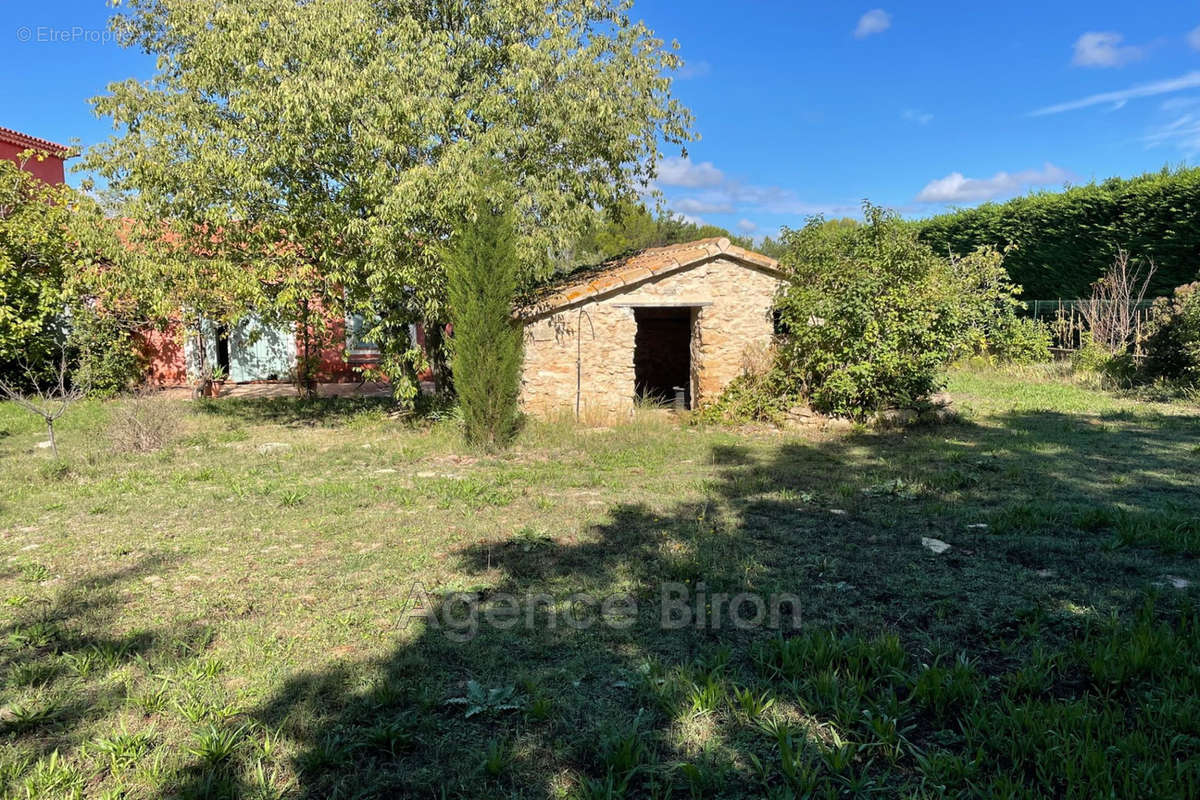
xmin=445 ymin=195 xmax=524 ymax=449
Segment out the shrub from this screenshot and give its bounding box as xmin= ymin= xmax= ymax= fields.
xmin=1071 ymin=340 xmax=1137 ymax=389
xmin=66 ymin=307 xmax=145 ymax=398
xmin=0 ymin=160 xmax=73 ymax=385
xmin=106 ymin=391 xmax=180 ymax=453
xmin=445 ymin=191 xmax=524 ymax=449
xmin=947 ymin=244 xmax=1051 ymax=365
xmin=774 ymin=204 xmax=1025 ymax=418
xmin=1141 ymin=282 xmax=1200 ymax=387
xmin=695 ymin=358 xmax=791 ymax=425
xmin=1071 ymin=340 xmax=1110 ymax=373
xmin=986 ymin=315 xmax=1052 ymax=364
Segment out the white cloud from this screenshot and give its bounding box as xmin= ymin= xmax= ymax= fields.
xmin=854 ymin=9 xmax=891 ymax=39
xmin=902 ymin=109 xmax=933 ymax=125
xmin=1072 ymin=32 xmax=1145 ymax=68
xmin=1030 ymin=71 xmax=1200 ymax=115
xmin=1144 ymin=112 xmax=1200 ymax=154
xmin=677 ymin=60 xmax=711 ymax=79
xmin=1188 ymin=26 xmax=1200 ymax=51
xmin=674 ymin=196 xmax=733 ymax=215
xmin=656 ymin=156 xmax=725 ymax=188
xmin=1161 ymin=95 xmax=1200 ymax=111
xmin=736 ymin=219 xmax=759 ymax=234
xmin=725 ymin=182 xmax=856 ymax=216
xmin=915 ymin=163 xmax=1072 ymax=204
xmin=656 ymin=157 xmax=856 ymax=223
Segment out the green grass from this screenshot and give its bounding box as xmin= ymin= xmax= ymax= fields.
xmin=0 ymin=366 xmax=1198 ymax=798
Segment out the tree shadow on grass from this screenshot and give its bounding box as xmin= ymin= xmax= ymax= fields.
xmin=0 ymin=554 xmax=220 ymax=770
xmin=181 ymin=407 xmax=1199 ymax=797
xmin=191 ymin=396 xmax=399 ymax=428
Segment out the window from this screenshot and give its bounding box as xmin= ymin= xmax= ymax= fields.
xmin=346 ymin=313 xmax=379 ymax=354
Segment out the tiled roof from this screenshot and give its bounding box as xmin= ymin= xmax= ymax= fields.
xmin=522 ymin=237 xmax=783 ymax=317
xmin=0 ymin=127 xmax=70 ymax=156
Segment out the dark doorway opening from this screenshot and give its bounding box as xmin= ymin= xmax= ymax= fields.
xmin=215 ymin=324 xmax=232 ymax=375
xmin=633 ymin=307 xmax=693 ymax=409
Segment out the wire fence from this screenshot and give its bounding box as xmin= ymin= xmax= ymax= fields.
xmin=1022 ymin=299 xmax=1156 ymax=355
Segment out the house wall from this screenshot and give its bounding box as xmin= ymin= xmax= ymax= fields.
xmin=520 ymin=256 xmax=783 ymax=419
xmin=138 ymin=315 xmax=369 ymax=386
xmin=0 ymin=140 xmax=65 ymax=184
xmin=137 ymin=323 xmax=189 ymax=385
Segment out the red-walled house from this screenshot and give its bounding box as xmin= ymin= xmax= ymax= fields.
xmin=0 ymin=126 xmax=69 ymax=184
xmin=140 ymin=313 xmax=390 ymax=387
xmin=0 ymin=125 xmax=392 ymax=388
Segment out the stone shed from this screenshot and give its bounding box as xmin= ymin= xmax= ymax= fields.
xmin=519 ymin=237 xmax=786 ymax=418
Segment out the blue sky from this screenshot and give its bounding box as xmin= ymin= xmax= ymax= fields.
xmin=5 ymin=1 xmax=1200 ymax=240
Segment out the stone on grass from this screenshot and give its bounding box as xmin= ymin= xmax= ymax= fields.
xmin=875 ymin=408 xmax=918 ymax=428
xmin=257 ymin=442 xmax=290 ymax=454
xmin=921 ymin=537 xmax=951 ymax=554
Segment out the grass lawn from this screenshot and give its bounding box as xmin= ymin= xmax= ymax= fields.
xmin=1 ymin=366 xmax=1198 ymax=798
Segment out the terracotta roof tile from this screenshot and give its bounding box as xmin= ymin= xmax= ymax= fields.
xmin=521 ymin=237 xmax=783 ymax=318
xmin=0 ymin=127 xmax=70 ymax=156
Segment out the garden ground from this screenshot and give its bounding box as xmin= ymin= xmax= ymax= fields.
xmin=0 ymin=367 xmax=1198 ymax=798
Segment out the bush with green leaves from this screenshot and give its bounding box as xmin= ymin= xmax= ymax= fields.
xmin=445 ymin=194 xmax=524 ymax=449
xmin=66 ymin=307 xmax=145 ymax=397
xmin=1141 ymin=281 xmax=1200 ymax=387
xmin=694 ymin=362 xmax=791 ymax=425
xmin=984 ymin=314 xmax=1052 ymax=364
xmin=1 ymin=159 xmax=76 ymax=385
xmin=774 ymin=204 xmax=1029 ymax=418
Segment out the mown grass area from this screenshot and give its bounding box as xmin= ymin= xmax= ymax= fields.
xmin=1 ymin=367 xmax=1198 ymax=798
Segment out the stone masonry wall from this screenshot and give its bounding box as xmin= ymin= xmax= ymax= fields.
xmin=520 ymin=256 xmax=783 ymax=419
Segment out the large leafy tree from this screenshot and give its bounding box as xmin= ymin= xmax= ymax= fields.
xmin=570 ymin=201 xmax=756 ymax=265
xmin=86 ymin=0 xmax=693 ymax=400
xmin=0 ymin=158 xmax=73 ymax=375
xmin=0 ymin=156 xmax=119 ymax=384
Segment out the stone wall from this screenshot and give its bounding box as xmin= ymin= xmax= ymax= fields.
xmin=520 ymin=256 xmax=783 ymax=419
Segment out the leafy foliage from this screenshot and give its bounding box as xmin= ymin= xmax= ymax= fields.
xmin=85 ymin=0 xmax=693 ymax=401
xmin=1142 ymin=281 xmax=1200 ymax=387
xmin=984 ymin=314 xmax=1052 ymax=364
xmin=774 ymin=204 xmax=1027 ymax=417
xmin=917 ymin=165 xmax=1200 ymax=299
xmin=0 ymin=158 xmax=113 ymax=385
xmin=572 ymin=202 xmax=755 ymax=265
xmin=445 ymin=195 xmax=524 ymax=450
xmin=444 ymin=681 xmax=525 ymax=719
xmin=694 ymin=348 xmax=792 ymax=424
xmin=65 ymin=306 xmax=145 ymax=397
xmin=1 ymin=154 xmax=142 ymax=396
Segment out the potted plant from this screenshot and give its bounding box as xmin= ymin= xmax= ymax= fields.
xmin=205 ymin=364 xmax=228 ymax=398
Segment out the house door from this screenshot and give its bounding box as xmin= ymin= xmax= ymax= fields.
xmin=633 ymin=307 xmax=695 ymax=409
xmin=228 ymin=316 xmax=297 ymax=382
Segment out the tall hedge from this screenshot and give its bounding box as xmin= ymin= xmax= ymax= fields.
xmin=917 ymin=167 xmax=1200 ymax=299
